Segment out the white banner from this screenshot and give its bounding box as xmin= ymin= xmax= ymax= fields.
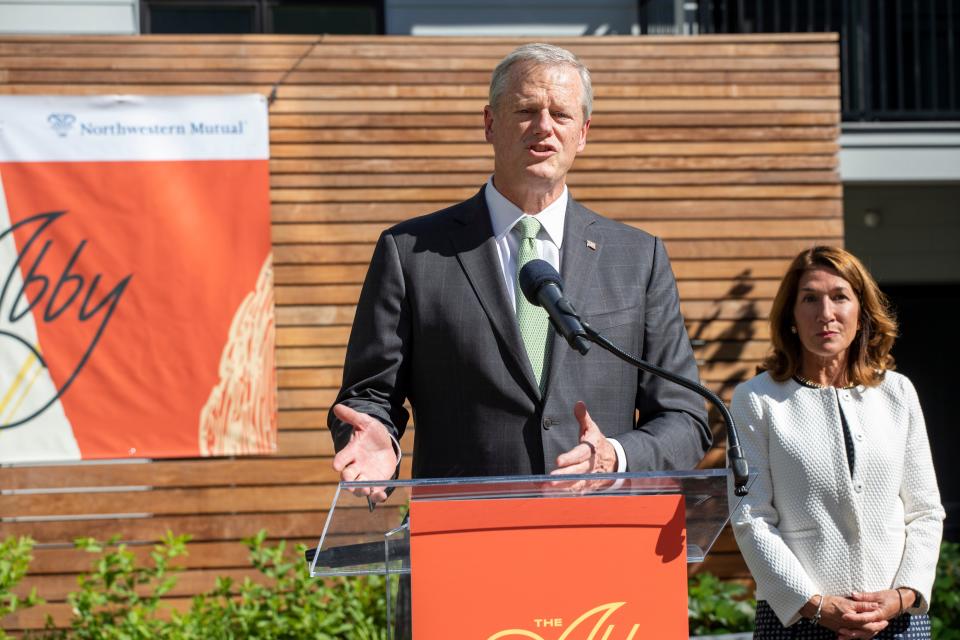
xmin=0 ymin=94 xmax=269 ymax=162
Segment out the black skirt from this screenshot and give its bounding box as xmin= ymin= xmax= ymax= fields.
xmin=754 ymin=601 xmax=931 ymax=639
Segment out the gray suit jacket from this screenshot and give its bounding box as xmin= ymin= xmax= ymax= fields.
xmin=328 ymin=187 xmax=711 ymax=478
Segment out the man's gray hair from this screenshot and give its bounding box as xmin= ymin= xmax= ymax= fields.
xmin=488 ymin=43 xmax=593 ymax=120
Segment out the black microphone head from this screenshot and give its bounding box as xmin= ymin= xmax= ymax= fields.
xmin=518 ymin=259 xmax=562 ymax=306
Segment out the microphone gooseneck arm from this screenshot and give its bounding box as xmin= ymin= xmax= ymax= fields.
xmin=579 ymin=321 xmax=749 ymax=496
xmin=537 ymin=283 xmax=591 ymax=355
xmin=518 ymin=258 xmax=749 ymax=495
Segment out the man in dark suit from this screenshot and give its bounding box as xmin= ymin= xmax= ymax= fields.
xmin=328 ymin=43 xmax=711 ymax=500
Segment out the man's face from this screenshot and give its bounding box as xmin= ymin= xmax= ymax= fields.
xmin=484 ymin=63 xmax=590 ymax=193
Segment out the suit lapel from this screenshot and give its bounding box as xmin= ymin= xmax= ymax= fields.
xmin=543 ymin=198 xmax=599 ymax=395
xmin=450 ymin=188 xmax=541 ymax=399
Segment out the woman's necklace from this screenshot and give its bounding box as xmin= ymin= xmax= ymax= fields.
xmin=795 ymin=374 xmax=855 ymax=390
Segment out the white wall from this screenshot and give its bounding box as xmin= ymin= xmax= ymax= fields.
xmin=386 ymin=0 xmax=639 ymax=36
xmin=840 ymin=124 xmax=960 ymax=183
xmin=0 ymin=0 xmax=137 ymax=34
xmin=845 ymin=184 xmax=960 ymax=284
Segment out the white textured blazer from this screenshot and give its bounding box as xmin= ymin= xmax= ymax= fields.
xmin=729 ymin=371 xmax=944 ymax=626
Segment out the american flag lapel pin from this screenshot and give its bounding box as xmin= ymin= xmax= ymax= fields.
xmin=586 ymin=240 xmax=597 ymax=251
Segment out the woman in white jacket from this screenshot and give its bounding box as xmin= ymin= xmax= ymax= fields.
xmin=730 ymin=246 xmax=944 ymax=640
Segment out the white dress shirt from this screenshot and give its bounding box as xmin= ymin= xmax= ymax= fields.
xmin=485 ymin=176 xmax=565 ymax=312
xmin=484 ymin=177 xmax=627 ymax=472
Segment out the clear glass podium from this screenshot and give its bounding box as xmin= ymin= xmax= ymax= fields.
xmin=307 ymin=469 xmax=747 ymax=639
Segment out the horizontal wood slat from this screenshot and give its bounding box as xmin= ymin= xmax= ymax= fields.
xmin=270 ymin=218 xmax=841 ymax=243
xmin=269 ymin=237 xmax=841 ymax=267
xmin=269 ymin=279 xmax=790 ymax=306
xmin=0 ymin=32 xmax=840 ymax=630
xmin=270 ymin=140 xmax=839 ymax=157
xmin=3 ymin=508 xmax=401 ymax=546
xmin=290 ymin=57 xmax=840 ymax=72
xmin=3 ymin=460 xmax=319 ymax=490
xmin=270 ymin=318 xmax=772 ymax=350
xmin=270 ymin=262 xmax=792 ymax=286
xmin=270 ymin=296 xmax=782 ymax=330
xmin=2 ymin=486 xmax=339 ymax=518
xmin=25 ymin=538 xmax=318 ymax=574
xmin=271 ymin=170 xmax=840 ymax=188
xmin=267 ymin=112 xmax=840 ymax=128
xmin=271 ymin=199 xmax=842 ymax=223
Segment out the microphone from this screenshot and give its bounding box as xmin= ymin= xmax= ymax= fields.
xmin=518 ymin=259 xmax=590 ymax=355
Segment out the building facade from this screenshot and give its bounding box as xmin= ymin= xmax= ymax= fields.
xmin=1 ymin=0 xmax=956 ymax=536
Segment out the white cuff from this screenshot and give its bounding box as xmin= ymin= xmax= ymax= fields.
xmin=387 ymin=430 xmax=402 ymax=474
xmin=608 ymin=437 xmax=627 ymax=472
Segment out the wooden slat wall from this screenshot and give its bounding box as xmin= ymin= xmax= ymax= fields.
xmin=0 ymin=33 xmax=841 ymax=631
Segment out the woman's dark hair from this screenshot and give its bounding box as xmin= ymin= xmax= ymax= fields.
xmin=762 ymin=245 xmax=897 ymax=386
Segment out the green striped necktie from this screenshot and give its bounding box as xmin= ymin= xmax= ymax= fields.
xmin=514 ymin=216 xmax=551 ymax=387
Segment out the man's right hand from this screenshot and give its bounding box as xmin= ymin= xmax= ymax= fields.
xmin=331 ymin=404 xmax=398 ymax=504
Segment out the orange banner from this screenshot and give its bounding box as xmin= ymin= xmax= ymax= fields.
xmin=0 ymin=95 xmax=275 ymax=462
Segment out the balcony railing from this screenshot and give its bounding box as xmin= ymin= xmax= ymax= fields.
xmin=674 ymin=0 xmax=960 ymax=122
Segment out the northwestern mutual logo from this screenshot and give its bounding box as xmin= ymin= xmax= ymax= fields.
xmin=47 ymin=113 xmax=76 ymax=137
xmin=45 ymin=113 xmax=247 ymax=139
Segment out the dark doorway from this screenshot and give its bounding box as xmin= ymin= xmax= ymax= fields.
xmin=884 ymin=283 xmax=959 ymax=541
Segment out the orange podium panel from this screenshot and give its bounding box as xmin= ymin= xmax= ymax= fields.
xmin=409 ymin=493 xmax=688 ymax=640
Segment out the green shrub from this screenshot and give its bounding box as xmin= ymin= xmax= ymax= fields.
xmin=172 ymin=530 xmax=389 ymax=640
xmin=932 ymin=540 xmax=960 ymax=640
xmin=0 ymin=536 xmax=43 ymax=640
xmin=688 ymin=572 xmax=755 ymax=635
xmin=13 ymin=531 xmax=388 ymax=640
xmin=37 ymin=531 xmax=189 ymax=640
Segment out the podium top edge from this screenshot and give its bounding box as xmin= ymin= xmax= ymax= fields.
xmin=341 ymin=468 xmax=730 ymax=489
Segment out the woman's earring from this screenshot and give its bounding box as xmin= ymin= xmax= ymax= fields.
xmin=790 ymin=326 xmax=797 ymax=334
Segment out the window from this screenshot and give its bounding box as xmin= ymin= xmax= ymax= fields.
xmin=141 ymin=0 xmax=383 ymax=34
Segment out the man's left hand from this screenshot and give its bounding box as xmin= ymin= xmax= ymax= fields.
xmin=551 ymin=401 xmax=618 ymax=475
